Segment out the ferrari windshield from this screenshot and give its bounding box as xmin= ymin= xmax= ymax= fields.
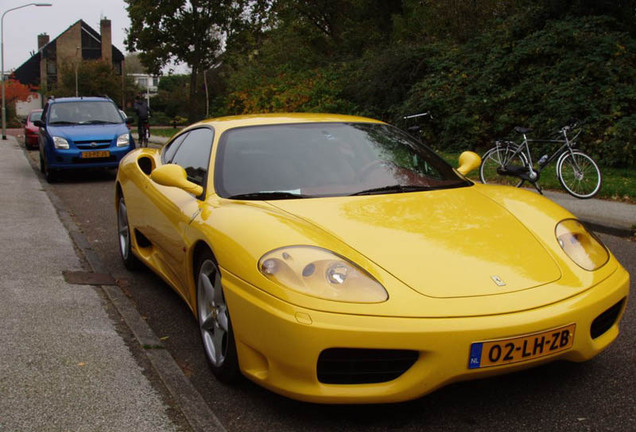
xmin=215 ymin=122 xmax=470 ymax=199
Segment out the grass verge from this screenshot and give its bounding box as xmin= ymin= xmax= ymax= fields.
xmin=439 ymin=151 xmax=635 ymax=203
xmin=151 ymin=127 xmax=181 ymax=138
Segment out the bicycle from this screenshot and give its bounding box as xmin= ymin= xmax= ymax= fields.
xmin=402 ymin=111 xmax=434 ymax=141
xmin=138 ymin=119 xmax=150 ymax=147
xmin=479 ymin=123 xmax=602 ymax=199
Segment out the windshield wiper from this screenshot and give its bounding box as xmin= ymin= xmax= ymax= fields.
xmin=227 ymin=191 xmax=309 ymax=200
xmin=79 ymin=120 xmax=119 ymax=125
xmin=49 ymin=121 xmax=78 ymax=125
xmin=351 ymin=185 xmax=434 ymax=196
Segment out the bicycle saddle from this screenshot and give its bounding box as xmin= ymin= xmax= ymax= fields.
xmin=514 ymin=126 xmax=532 ymax=134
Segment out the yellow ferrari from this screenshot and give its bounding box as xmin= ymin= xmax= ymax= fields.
xmin=115 ymin=114 xmax=629 ymax=404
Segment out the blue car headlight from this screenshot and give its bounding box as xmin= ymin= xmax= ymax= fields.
xmin=116 ymin=133 xmax=130 ymax=147
xmin=53 ymin=136 xmax=69 ymax=149
xmin=258 ymin=246 xmax=388 ymax=303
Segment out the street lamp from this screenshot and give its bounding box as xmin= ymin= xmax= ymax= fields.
xmin=75 ymin=46 xmax=79 ymax=97
xmin=1 ymin=2 xmax=52 ymax=140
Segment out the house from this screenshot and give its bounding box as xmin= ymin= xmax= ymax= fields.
xmin=13 ymin=19 xmax=125 ymax=113
xmin=129 ymin=73 xmax=160 ymax=97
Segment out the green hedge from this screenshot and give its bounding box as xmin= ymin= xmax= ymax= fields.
xmin=394 ymin=16 xmax=636 ymax=167
xmin=218 ymin=14 xmax=635 ymax=168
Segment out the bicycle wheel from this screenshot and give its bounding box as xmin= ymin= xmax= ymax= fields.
xmin=137 ymin=126 xmax=145 ymax=147
xmin=557 ymin=151 xmax=602 ymax=199
xmin=479 ymin=146 xmax=527 ymax=187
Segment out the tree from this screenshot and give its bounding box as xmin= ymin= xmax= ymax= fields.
xmin=5 ymin=77 xmax=34 ymax=126
xmin=125 ymin=53 xmax=147 ymax=74
xmin=55 ymin=60 xmax=131 ymax=107
xmin=125 ymin=0 xmax=246 ymax=121
xmin=151 ymin=74 xmax=190 ymax=119
xmin=266 ymin=0 xmax=401 ymax=58
xmin=5 ymin=78 xmax=33 ymax=105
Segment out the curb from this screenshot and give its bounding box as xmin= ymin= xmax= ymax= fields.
xmin=22 ymin=143 xmax=227 ymax=432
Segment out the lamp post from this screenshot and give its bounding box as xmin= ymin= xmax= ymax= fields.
xmin=75 ymin=46 xmax=79 ymax=97
xmin=1 ymin=2 xmax=52 ymax=140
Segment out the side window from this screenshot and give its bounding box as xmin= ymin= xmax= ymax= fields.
xmin=42 ymin=103 xmax=50 ymax=122
xmin=162 ymin=132 xmax=189 ymax=164
xmin=170 ymin=128 xmax=214 ymax=186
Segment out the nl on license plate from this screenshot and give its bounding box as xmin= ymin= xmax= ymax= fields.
xmin=81 ymin=150 xmax=110 ymax=159
xmin=468 ymin=324 xmax=576 ymax=369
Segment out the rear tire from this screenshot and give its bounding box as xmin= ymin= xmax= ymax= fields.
xmin=557 ymin=151 xmax=602 ymax=199
xmin=479 ymin=146 xmax=527 ymax=187
xmin=196 ymin=250 xmax=239 ymax=383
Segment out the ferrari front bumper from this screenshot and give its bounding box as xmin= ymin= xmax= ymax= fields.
xmin=223 ymin=266 xmax=629 ymax=404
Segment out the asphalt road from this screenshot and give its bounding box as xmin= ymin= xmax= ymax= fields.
xmin=22 ymin=146 xmax=636 ymax=432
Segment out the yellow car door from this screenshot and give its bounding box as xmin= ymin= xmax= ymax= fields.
xmin=144 ymin=127 xmax=214 ymax=302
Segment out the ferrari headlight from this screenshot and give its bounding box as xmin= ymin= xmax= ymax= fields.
xmin=555 ymin=219 xmax=608 ymax=271
xmin=53 ymin=136 xmax=69 ymax=149
xmin=258 ymin=246 xmax=388 ymax=303
xmin=116 ymin=133 xmax=130 ymax=147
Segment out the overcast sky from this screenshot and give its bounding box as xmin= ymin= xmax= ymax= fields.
xmin=3 ymin=0 xmax=132 ymax=71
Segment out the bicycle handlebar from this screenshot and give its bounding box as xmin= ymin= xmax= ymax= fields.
xmin=403 ymin=112 xmax=433 ymax=120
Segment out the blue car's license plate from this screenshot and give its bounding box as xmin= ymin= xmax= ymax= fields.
xmin=81 ymin=150 xmax=110 ymax=159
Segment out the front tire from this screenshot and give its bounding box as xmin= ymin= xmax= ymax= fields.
xmin=41 ymin=153 xmax=59 ymax=183
xmin=557 ymin=151 xmax=602 ymax=199
xmin=479 ymin=146 xmax=527 ymax=187
xmin=117 ymin=194 xmax=142 ymax=270
xmin=196 ymin=251 xmax=239 ymax=383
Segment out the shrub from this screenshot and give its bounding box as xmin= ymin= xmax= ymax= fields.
xmin=397 ymin=16 xmax=636 ymax=166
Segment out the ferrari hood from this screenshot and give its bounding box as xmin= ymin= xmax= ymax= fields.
xmin=269 ymin=187 xmax=562 ymax=298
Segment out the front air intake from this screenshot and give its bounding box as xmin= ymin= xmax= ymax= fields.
xmin=317 ymin=348 xmax=418 ymax=384
xmin=590 ymin=299 xmax=626 ymax=339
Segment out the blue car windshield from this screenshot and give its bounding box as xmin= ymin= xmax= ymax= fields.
xmin=48 ymin=101 xmax=123 ymax=125
xmin=214 ymin=122 xmax=470 ymax=199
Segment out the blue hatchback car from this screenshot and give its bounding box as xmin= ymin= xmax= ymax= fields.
xmin=36 ymin=96 xmax=135 ymax=182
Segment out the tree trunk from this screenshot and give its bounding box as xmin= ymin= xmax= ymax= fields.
xmin=188 ymin=65 xmax=198 ymax=122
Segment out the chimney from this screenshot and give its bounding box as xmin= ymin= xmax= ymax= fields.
xmin=38 ymin=33 xmax=49 ymax=50
xmin=100 ymin=19 xmax=112 ymax=65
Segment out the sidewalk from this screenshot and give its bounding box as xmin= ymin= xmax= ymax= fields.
xmin=0 ymin=136 xmax=181 ymax=431
xmin=543 ymin=190 xmax=634 ymax=237
xmin=135 ymin=131 xmax=169 ymax=147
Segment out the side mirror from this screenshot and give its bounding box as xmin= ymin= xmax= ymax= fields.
xmin=150 ymin=164 xmax=204 ymax=197
xmin=33 ymin=120 xmax=44 ymax=127
xmin=457 ymin=151 xmax=481 ymax=176
xmin=126 ymin=117 xmax=134 ymax=124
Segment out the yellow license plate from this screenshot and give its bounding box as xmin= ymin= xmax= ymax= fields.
xmin=468 ymin=324 xmax=576 ymax=369
xmin=81 ymin=150 xmax=110 ymax=159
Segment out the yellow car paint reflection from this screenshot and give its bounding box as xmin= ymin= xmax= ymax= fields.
xmin=115 ymin=114 xmax=629 ymax=404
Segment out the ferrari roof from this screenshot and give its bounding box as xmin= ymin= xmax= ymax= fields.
xmin=187 ymin=113 xmax=386 ymax=133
